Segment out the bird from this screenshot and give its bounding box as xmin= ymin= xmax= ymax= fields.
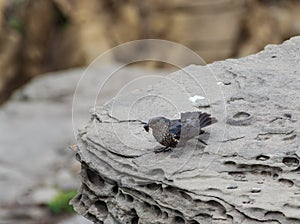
xmin=143 ymin=111 xmax=217 ymax=153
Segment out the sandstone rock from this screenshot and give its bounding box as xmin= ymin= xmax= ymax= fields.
xmin=71 ymin=37 xmax=300 ymax=223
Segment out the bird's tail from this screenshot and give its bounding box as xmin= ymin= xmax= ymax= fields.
xmin=198 ymin=112 xmax=217 ymax=128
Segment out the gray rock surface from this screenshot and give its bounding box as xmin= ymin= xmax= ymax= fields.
xmin=71 ymin=37 xmax=300 ymax=223
xmin=58 ymin=215 xmax=92 ymax=224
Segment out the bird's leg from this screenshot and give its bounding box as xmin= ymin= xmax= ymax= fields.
xmin=197 ymin=138 xmax=207 ymax=145
xmin=154 ymin=146 xmax=172 ymax=153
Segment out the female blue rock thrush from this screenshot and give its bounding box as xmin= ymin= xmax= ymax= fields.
xmin=143 ymin=111 xmax=217 ymax=153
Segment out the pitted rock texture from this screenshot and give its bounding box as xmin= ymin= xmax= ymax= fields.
xmin=71 ymin=37 xmax=300 ymax=223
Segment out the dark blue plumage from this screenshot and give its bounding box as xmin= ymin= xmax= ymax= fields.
xmin=144 ymin=111 xmax=217 ymax=153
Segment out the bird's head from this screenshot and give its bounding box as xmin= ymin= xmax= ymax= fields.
xmin=143 ymin=117 xmax=170 ymax=132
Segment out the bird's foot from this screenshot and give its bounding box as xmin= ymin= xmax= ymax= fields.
xmin=198 ymin=138 xmax=207 ymax=145
xmin=154 ymin=147 xmax=172 ymax=153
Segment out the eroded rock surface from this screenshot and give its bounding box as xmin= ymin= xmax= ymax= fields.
xmin=71 ymin=37 xmax=300 ymax=223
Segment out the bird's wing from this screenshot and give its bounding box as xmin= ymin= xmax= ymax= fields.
xmin=181 ymin=111 xmax=216 ymax=129
xmin=169 ymin=119 xmax=181 ymax=140
xmin=180 ymin=112 xmax=201 ymax=139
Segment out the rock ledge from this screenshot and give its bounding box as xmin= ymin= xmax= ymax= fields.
xmin=71 ymin=37 xmax=300 ymax=224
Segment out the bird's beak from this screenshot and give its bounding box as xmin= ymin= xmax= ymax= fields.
xmin=143 ymin=123 xmax=149 ymax=132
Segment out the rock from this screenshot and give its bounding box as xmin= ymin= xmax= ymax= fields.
xmin=0 ymin=206 xmax=48 ymax=224
xmin=58 ymin=215 xmax=93 ymax=224
xmin=71 ymin=37 xmax=300 ymax=223
xmin=55 ymin=170 xmax=79 ymax=190
xmin=30 ymin=187 xmax=58 ymax=205
xmin=0 ymin=63 xmax=163 ymax=224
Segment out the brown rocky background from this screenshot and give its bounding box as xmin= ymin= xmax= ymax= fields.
xmin=0 ymin=0 xmax=300 ymax=104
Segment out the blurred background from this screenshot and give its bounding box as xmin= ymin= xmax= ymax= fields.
xmin=0 ymin=0 xmax=300 ymax=223
xmin=1 ymin=0 xmax=300 ymax=104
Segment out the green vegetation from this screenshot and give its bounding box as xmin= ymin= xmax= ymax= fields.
xmin=8 ymin=17 xmax=25 ymax=35
xmin=47 ymin=189 xmax=77 ymax=214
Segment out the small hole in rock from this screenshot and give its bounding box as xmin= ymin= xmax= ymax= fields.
xmin=273 ymin=173 xmax=279 ymax=180
xmin=282 ymin=157 xmax=299 ymax=167
xmin=175 ymin=210 xmax=184 ymax=217
xmin=95 ymin=200 xmax=108 ymax=217
xmin=162 ymin=211 xmax=168 ymax=219
xmin=224 ymin=161 xmax=236 ymax=165
xmin=207 ymin=200 xmax=226 ymax=214
xmin=86 ymin=169 xmax=105 ymax=187
xmin=174 ymin=216 xmax=185 ymax=224
xmin=143 ymin=202 xmax=151 ymax=208
xmin=180 ymin=191 xmax=192 ymax=201
xmin=126 ymin=194 xmax=134 ymax=202
xmin=164 ymin=186 xmax=177 ymax=194
xmin=112 ymin=185 xmax=118 ymax=194
xmin=85 ymin=213 xmax=98 ymax=223
xmin=190 ymin=221 xmax=200 ymax=224
xmin=223 ymin=81 xmax=231 ymax=85
xmin=242 ymin=200 xmax=251 ymax=204
xmin=227 ymin=185 xmax=238 ymax=190
xmin=131 ymin=217 xmax=139 ymax=224
xmin=233 ymin=111 xmax=251 ymax=119
xmin=75 ymin=153 xmax=81 ymax=161
xmin=278 ymin=178 xmax=294 ymax=187
xmin=146 ymin=183 xmax=162 ymax=191
xmin=265 ymin=211 xmax=284 ymax=217
xmin=153 ymin=205 xmax=162 ymax=217
xmin=271 ymin=55 xmax=277 ymax=58
xmin=251 ymin=188 xmax=261 ymax=193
